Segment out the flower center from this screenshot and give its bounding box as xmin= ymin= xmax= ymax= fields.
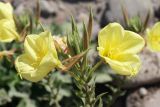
xmin=31 ymin=56 xmax=42 ymax=68
xmin=151 ymin=35 xmax=160 ymax=44
xmin=107 ymin=48 xmax=120 ymax=59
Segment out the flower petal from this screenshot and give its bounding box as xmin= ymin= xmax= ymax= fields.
xmin=39 ymin=31 xmax=58 ymax=59
xmin=40 ymin=51 xmax=61 ymax=69
xmin=24 ymin=31 xmax=56 ymax=60
xmin=15 ymin=54 xmax=37 ymax=82
xmin=98 ymin=23 xmax=124 ymax=54
xmin=15 ymin=53 xmax=56 ymax=82
xmin=117 ymin=31 xmax=145 ymax=54
xmin=147 ymin=22 xmax=160 ymax=51
xmin=101 ymin=54 xmax=141 ymax=76
xmin=24 ymin=34 xmax=39 ymax=61
xmin=150 ymin=22 xmax=160 ymax=36
xmin=0 ymin=19 xmax=19 ymax=42
xmin=0 ymin=2 xmax=13 ymax=20
xmin=16 ymin=31 xmax=61 ymax=82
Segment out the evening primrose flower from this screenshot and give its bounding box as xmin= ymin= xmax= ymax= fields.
xmin=0 ymin=2 xmax=13 ymax=20
xmin=0 ymin=2 xmax=20 ymax=42
xmin=98 ymin=23 xmax=145 ymax=76
xmin=15 ymin=31 xmax=62 ymax=82
xmin=0 ymin=19 xmax=19 ymax=42
xmin=146 ymin=22 xmax=160 ymax=51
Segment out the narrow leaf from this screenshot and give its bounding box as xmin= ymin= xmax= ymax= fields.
xmin=19 ymin=24 xmax=30 ymax=42
xmin=87 ymin=8 xmax=93 ymax=40
xmin=121 ymin=6 xmax=129 ymax=25
xmin=35 ymin=0 xmax=40 ymax=26
xmin=29 ymin=15 xmax=33 ymax=33
xmin=98 ymin=98 xmax=103 ymax=107
xmin=67 ymin=34 xmax=75 ymax=55
xmin=143 ymin=11 xmax=150 ymax=32
xmin=83 ymin=21 xmax=89 ymax=50
xmin=70 ymin=16 xmax=81 ymax=54
xmin=62 ymin=50 xmax=88 ymax=71
xmin=94 ymin=92 xmax=108 ymax=106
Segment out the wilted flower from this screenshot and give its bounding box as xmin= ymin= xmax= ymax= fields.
xmin=0 ymin=50 xmax=15 ymax=59
xmin=0 ymin=2 xmax=13 ymax=20
xmin=98 ymin=23 xmax=145 ymax=76
xmin=146 ymin=22 xmax=160 ymax=51
xmin=15 ymin=31 xmax=62 ymax=82
xmin=53 ymin=36 xmax=68 ymax=53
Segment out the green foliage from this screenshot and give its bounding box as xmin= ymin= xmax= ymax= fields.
xmin=127 ymin=16 xmax=143 ymax=33
xmin=0 ymin=8 xmax=126 ymax=107
xmin=122 ymin=6 xmax=150 ymax=33
xmin=0 ymin=89 xmax=11 ymax=105
xmin=0 ymin=13 xmax=75 ymax=107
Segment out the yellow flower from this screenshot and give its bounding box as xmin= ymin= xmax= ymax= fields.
xmin=98 ymin=23 xmax=145 ymax=76
xmin=146 ymin=22 xmax=160 ymax=51
xmin=0 ymin=2 xmax=13 ymax=20
xmin=15 ymin=31 xmax=62 ymax=82
xmin=0 ymin=2 xmax=20 ymax=42
xmin=0 ymin=19 xmax=19 ymax=42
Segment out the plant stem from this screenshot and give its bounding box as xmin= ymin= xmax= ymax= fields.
xmin=45 ymin=75 xmax=61 ymax=107
xmin=84 ymin=82 xmax=95 ymax=107
xmin=88 ymin=60 xmax=103 ymax=77
xmin=74 ymin=59 xmax=103 ymax=106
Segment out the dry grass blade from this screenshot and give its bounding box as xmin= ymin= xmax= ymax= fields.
xmin=83 ymin=22 xmax=89 ymax=50
xmin=121 ymin=6 xmax=129 ymax=25
xmin=36 ymin=0 xmax=40 ymax=26
xmin=143 ymin=11 xmax=150 ymax=32
xmin=87 ymin=8 xmax=93 ymax=40
xmin=19 ymin=24 xmax=30 ymax=42
xmin=62 ymin=51 xmax=88 ymax=71
xmin=0 ymin=49 xmax=16 ymax=57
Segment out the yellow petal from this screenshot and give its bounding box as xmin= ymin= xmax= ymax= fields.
xmin=147 ymin=22 xmax=160 ymax=51
xmin=118 ymin=31 xmax=145 ymax=54
xmin=15 ymin=53 xmax=60 ymax=82
xmin=39 ymin=52 xmax=62 ymax=69
xmin=15 ymin=54 xmax=53 ymax=82
xmin=150 ymin=22 xmax=160 ymax=36
xmin=0 ymin=2 xmax=13 ymax=20
xmin=16 ymin=31 xmax=62 ymax=82
xmin=101 ymin=54 xmax=141 ymax=76
xmin=98 ymin=23 xmax=144 ymax=76
xmin=15 ymin=54 xmax=37 ymax=82
xmin=24 ymin=31 xmax=58 ymax=61
xmin=24 ymin=34 xmax=39 ymax=61
xmin=38 ymin=31 xmax=58 ymax=59
xmin=98 ymin=23 xmax=124 ymax=55
xmin=0 ymin=19 xmax=19 ymax=42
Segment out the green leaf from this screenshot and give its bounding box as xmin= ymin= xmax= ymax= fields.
xmin=94 ymin=71 xmax=112 ymax=83
xmin=94 ymin=92 xmax=108 ymax=106
xmin=0 ymin=89 xmax=11 ymax=105
xmin=67 ymin=33 xmax=75 ymax=55
xmin=98 ymin=98 xmax=103 ymax=107
xmin=16 ymin=99 xmax=36 ymax=107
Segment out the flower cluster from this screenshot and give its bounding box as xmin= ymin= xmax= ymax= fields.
xmin=1 ymin=1 xmax=160 ymax=106
xmin=0 ymin=1 xmax=159 ymax=93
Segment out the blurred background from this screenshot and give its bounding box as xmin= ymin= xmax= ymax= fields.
xmin=0 ymin=0 xmax=160 ymax=107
